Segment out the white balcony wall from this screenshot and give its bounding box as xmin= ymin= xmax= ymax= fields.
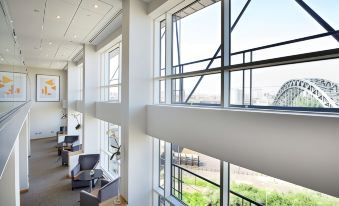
xmin=147 ymin=105 xmax=339 ymax=198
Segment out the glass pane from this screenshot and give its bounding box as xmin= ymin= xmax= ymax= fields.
xmin=100 ymin=152 xmax=109 ymax=172
xmin=171 ymin=145 xmax=221 ymax=205
xmin=109 ymin=86 xmax=119 ymax=102
xmin=159 ymin=80 xmax=165 ymax=103
xmin=173 ymin=73 xmax=221 ymax=104
xmin=109 ymin=155 xmax=120 ymax=178
xmin=173 ymin=1 xmax=221 ymax=70
xmin=230 ymin=164 xmax=339 ymax=206
xmin=160 ymin=20 xmax=166 ymax=73
xmin=230 ymin=71 xmax=243 ymax=105
xmin=303 ymin=0 xmax=339 ymax=30
xmin=251 ymin=59 xmax=339 ymax=108
xmin=159 ymin=140 xmax=165 ymax=188
xmin=108 ymin=124 xmax=120 ymax=153
xmin=109 ymin=48 xmax=120 ymax=85
xmin=230 ymin=0 xmax=338 ymax=63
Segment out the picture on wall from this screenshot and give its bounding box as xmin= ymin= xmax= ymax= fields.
xmin=0 ymin=71 xmax=27 ymax=102
xmin=36 ymin=74 xmax=60 ymax=102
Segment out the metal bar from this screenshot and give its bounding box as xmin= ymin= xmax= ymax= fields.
xmin=231 ymin=30 xmax=339 ymax=56
xmin=172 ymin=164 xmax=220 ymax=187
xmin=230 ymin=0 xmax=251 ymax=32
xmin=249 ymin=51 xmax=253 ymax=105
xmin=227 ymin=48 xmax=339 ymax=71
xmin=230 ymin=191 xmax=264 ymax=206
xmin=230 ymin=104 xmax=339 ymax=113
xmin=172 ymin=56 xmax=221 ymax=68
xmin=184 ymin=45 xmax=222 ymax=103
xmin=295 ymin=0 xmax=339 ymax=42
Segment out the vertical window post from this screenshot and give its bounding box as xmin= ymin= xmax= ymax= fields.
xmin=221 ymin=0 xmax=231 ymax=108
xmin=153 ymin=20 xmax=161 ymax=104
xmin=221 ymin=0 xmax=231 ymax=205
xmin=165 ymin=13 xmax=173 ymax=104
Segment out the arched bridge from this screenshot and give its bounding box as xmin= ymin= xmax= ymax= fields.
xmin=273 ymin=79 xmax=339 ymax=108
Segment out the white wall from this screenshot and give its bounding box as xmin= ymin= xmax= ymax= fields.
xmin=82 ymin=45 xmax=100 ymax=154
xmin=0 ymin=65 xmax=67 ymax=139
xmin=19 ymin=119 xmax=29 ymax=190
xmin=147 ymin=105 xmax=339 ymax=198
xmin=29 ymin=68 xmax=66 ymax=139
xmin=0 ymin=139 xmax=20 ymax=206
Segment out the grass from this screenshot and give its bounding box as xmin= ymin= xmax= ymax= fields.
xmin=173 ymin=177 xmax=339 ymax=206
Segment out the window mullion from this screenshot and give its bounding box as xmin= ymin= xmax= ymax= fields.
xmin=165 ymin=13 xmax=173 ymax=104
xmin=221 ymin=0 xmax=231 ymax=108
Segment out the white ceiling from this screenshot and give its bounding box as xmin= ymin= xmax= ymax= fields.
xmin=0 ymin=0 xmax=122 ymax=70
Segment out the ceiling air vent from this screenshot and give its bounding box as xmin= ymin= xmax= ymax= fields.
xmin=89 ymin=9 xmax=122 ymax=45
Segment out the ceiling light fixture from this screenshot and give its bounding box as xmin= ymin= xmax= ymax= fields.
xmin=49 ymin=42 xmax=52 ymax=45
xmin=94 ymin=4 xmax=98 ymax=8
xmin=56 ymin=15 xmax=61 ymax=19
xmin=73 ymin=34 xmax=77 ymax=38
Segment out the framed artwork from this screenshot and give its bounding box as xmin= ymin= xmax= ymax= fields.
xmin=36 ymin=74 xmax=60 ymax=102
xmin=0 ymin=71 xmax=27 ymax=102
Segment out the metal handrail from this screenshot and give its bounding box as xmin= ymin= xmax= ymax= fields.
xmin=172 ymin=164 xmax=219 ymax=187
xmin=230 ymin=190 xmax=265 ymax=206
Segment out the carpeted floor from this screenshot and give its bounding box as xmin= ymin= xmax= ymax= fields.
xmin=21 ymin=137 xmax=82 ymax=206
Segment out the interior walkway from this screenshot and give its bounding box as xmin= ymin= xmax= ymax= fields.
xmin=21 ymin=137 xmax=80 ymax=206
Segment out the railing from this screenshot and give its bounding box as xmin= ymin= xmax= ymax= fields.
xmin=171 ymin=164 xmax=264 ymax=206
xmin=230 ymin=190 xmax=265 ymax=206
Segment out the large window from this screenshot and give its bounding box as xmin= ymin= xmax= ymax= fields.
xmin=229 ymin=164 xmax=339 ymax=206
xmin=171 ymin=145 xmax=221 ymax=206
xmin=154 ymin=0 xmax=339 ymax=112
xmin=155 ymin=0 xmax=221 ymax=105
xmin=153 ymin=139 xmax=339 ymax=206
xmin=100 ymin=120 xmax=121 ymax=179
xmin=100 ymin=43 xmax=121 ymax=102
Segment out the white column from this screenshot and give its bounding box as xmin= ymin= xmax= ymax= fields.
xmin=82 ymin=45 xmax=100 ymax=154
xmin=121 ymin=0 xmax=153 ymax=205
xmin=19 ymin=118 xmax=29 ymax=191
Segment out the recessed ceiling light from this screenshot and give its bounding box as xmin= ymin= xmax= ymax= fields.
xmin=5 ymin=48 xmax=9 ymax=52
xmin=73 ymin=34 xmax=77 ymax=38
xmin=56 ymin=15 xmax=61 ymax=19
xmin=10 ymin=20 xmax=13 ymax=23
xmin=94 ymin=4 xmax=98 ymax=8
xmin=49 ymin=42 xmax=52 ymax=45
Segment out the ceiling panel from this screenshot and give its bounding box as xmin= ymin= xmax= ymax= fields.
xmin=2 ymin=0 xmax=122 ymax=69
xmin=80 ymin=0 xmax=112 ymax=15
xmin=65 ymin=8 xmax=102 ymax=41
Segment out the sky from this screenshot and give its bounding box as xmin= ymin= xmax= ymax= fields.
xmin=172 ymin=0 xmax=339 ymax=101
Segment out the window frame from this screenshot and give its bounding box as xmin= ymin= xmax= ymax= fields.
xmin=100 ymin=42 xmax=122 ymax=103
xmin=99 ymin=120 xmax=121 ymax=180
